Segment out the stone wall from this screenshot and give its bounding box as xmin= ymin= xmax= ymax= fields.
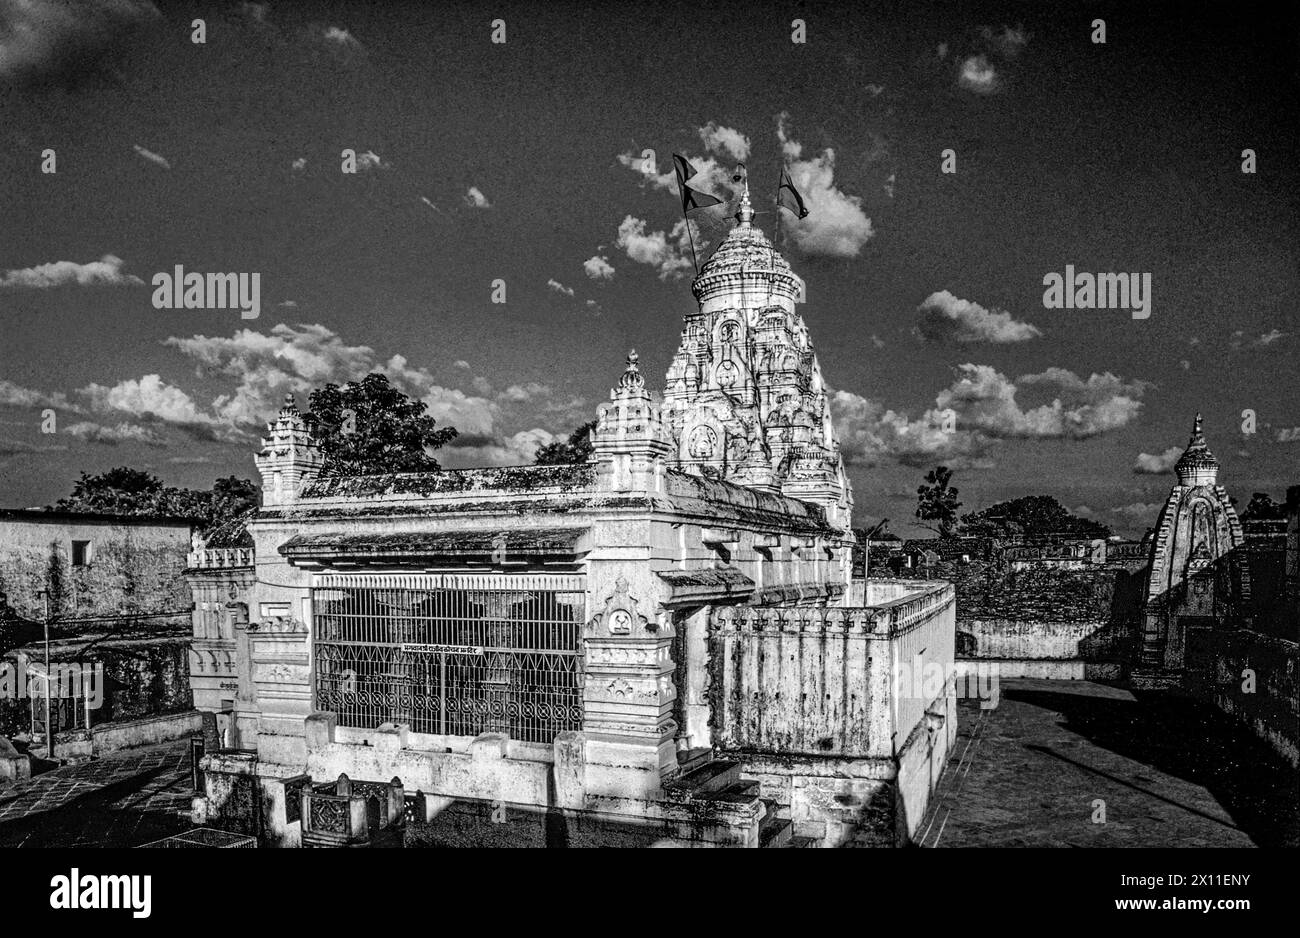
xmin=1 ymin=635 xmax=192 ymax=738
xmin=0 ymin=515 xmax=192 ymax=625
xmin=873 ymin=546 xmax=1148 ymax=674
xmin=1186 ymin=626 xmax=1300 ymax=768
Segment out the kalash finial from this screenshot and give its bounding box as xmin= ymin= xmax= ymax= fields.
xmin=617 ymin=349 xmax=644 ymax=392
xmin=281 ymin=393 xmax=298 ymax=415
xmin=736 ymin=178 xmax=754 ymax=227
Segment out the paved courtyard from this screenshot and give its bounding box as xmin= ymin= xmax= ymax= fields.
xmin=0 ymin=741 xmax=195 ymax=848
xmin=918 ymin=679 xmax=1299 ymax=847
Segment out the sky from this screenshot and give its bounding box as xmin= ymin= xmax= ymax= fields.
xmin=1 ymin=0 xmax=1297 ymax=537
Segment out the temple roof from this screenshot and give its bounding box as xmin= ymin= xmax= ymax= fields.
xmin=1174 ymin=412 xmax=1220 ymax=484
xmin=693 ymin=219 xmax=793 ymax=285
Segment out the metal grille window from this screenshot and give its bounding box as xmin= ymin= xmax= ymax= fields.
xmin=312 ymin=573 xmax=585 ymax=744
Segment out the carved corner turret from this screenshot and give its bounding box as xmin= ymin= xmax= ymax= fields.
xmin=254 ymin=394 xmax=324 ymax=507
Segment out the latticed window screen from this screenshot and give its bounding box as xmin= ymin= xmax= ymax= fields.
xmin=312 ymin=573 xmax=585 ymax=744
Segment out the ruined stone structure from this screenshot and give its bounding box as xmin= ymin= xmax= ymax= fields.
xmin=187 ymin=205 xmax=956 ymax=848
xmin=1137 ymin=414 xmax=1251 ymax=687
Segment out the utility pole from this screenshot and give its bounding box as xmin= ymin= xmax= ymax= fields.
xmin=37 ymin=588 xmax=52 ymax=760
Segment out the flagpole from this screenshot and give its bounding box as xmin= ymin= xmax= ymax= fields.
xmin=682 ymin=207 xmax=700 ymax=275
xmin=774 ymin=161 xmax=783 ymax=245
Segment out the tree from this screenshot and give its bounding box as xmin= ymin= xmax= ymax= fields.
xmin=960 ymin=495 xmax=1112 ymax=539
xmin=534 ymin=420 xmax=597 ymax=466
xmin=915 ymin=466 xmax=961 ymax=537
xmin=53 ymin=469 xmax=258 ymax=539
xmin=303 ymin=373 xmax=458 ymax=476
xmin=1240 ymin=492 xmax=1285 ymax=521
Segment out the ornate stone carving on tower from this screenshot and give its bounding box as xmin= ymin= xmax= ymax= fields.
xmin=254 ymin=394 xmax=324 ymax=507
xmin=1138 ymin=413 xmax=1252 ymax=684
xmin=660 ymin=184 xmax=853 ymax=530
xmin=592 ymin=351 xmax=674 ymax=494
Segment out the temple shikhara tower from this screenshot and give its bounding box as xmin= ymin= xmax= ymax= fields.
xmin=1137 ymin=413 xmax=1251 ymax=686
xmin=181 ymin=187 xmax=957 ymax=849
xmin=662 ymin=186 xmax=853 ymax=531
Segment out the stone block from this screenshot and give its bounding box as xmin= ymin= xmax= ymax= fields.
xmin=0 ymin=736 xmax=30 ymax=784
xmin=470 ymin=732 xmax=509 ymax=762
xmin=303 ymin=711 xmax=336 ymax=749
xmin=375 ymin=722 xmax=409 ymax=752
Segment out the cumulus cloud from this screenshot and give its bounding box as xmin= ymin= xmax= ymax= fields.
xmin=64 ymin=420 xmax=163 ymax=446
xmin=958 ymin=55 xmax=1000 ymax=94
xmin=615 ymin=215 xmax=695 ymax=279
xmin=831 ymin=389 xmax=989 ymax=469
xmin=776 ymin=115 xmax=874 ymax=257
xmin=443 ymin=428 xmax=557 ymax=468
xmin=0 ymin=0 xmax=160 ymax=84
xmin=355 ymin=150 xmax=388 ymax=172
xmin=546 ymin=279 xmax=574 ymax=296
xmin=832 ymin=363 xmax=1149 ymax=470
xmin=583 ymin=255 xmax=615 ymax=280
xmin=0 ymin=254 xmax=144 ymax=289
xmin=1253 ymin=329 xmax=1288 ymax=347
xmin=1133 ymin=446 xmax=1183 ymax=474
xmin=291 ymin=157 xmax=307 ymax=172
xmin=946 ymin=365 xmax=1149 ymax=439
xmin=1275 ymin=427 xmax=1300 ymax=444
xmin=464 ymin=186 xmax=492 ymax=209
xmin=132 ymin=144 xmax=170 ymax=169
xmin=79 ymin=374 xmax=223 ymax=440
xmin=697 ymin=122 xmax=751 ymax=162
xmin=915 ymin=290 xmax=1041 ymax=344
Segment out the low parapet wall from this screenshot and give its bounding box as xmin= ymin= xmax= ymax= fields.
xmin=1186 ymin=626 xmax=1299 ymax=768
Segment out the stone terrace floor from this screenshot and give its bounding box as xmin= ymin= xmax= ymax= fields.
xmin=0 ymin=741 xmax=194 ymax=848
xmin=917 ymin=678 xmax=1299 ymax=848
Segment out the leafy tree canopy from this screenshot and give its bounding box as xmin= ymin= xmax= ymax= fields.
xmin=915 ymin=466 xmax=961 ymax=537
xmin=303 ymin=373 xmax=457 ymax=476
xmin=960 ymin=494 xmax=1112 ymax=539
xmin=1240 ymin=492 xmax=1286 ymax=521
xmin=52 ymin=470 xmax=259 ymax=543
xmin=534 ymin=420 xmax=597 ymax=466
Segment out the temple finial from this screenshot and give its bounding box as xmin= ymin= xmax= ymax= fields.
xmin=736 ymin=179 xmax=754 ymax=227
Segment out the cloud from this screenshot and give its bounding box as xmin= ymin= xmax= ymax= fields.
xmin=79 ymin=374 xmax=223 ymax=440
xmin=546 ymin=279 xmax=574 ymax=297
xmin=0 ymin=254 xmax=144 ymax=289
xmin=583 ymin=255 xmax=615 ymax=280
xmin=958 ymin=55 xmax=1000 ymax=94
xmin=831 ymin=389 xmax=989 ymax=469
xmin=775 ymin=115 xmax=874 ymax=257
xmin=947 ymin=365 xmax=1149 ymax=439
xmin=617 ymin=146 xmax=736 ymax=204
xmin=615 ymin=215 xmax=695 ymax=279
xmin=0 ymin=0 xmax=160 ymax=84
xmin=1133 ymin=446 xmax=1183 ymax=475
xmin=1275 ymin=427 xmax=1300 ymax=443
xmin=239 ymin=3 xmax=269 ymax=24
xmin=291 ymin=157 xmax=307 ymax=171
xmin=982 ymin=25 xmax=1029 ymax=58
xmin=64 ymin=420 xmax=163 ymax=446
xmin=464 ymin=186 xmax=492 ymax=209
xmin=915 ymin=290 xmax=1041 ymax=344
xmin=312 ymin=24 xmax=366 ymax=62
xmin=499 ymin=382 xmax=550 ymax=403
xmin=355 ymin=150 xmax=388 ymax=172
xmin=697 ymin=122 xmax=751 ymax=162
xmin=1253 ymin=329 xmax=1288 ymax=347
xmin=443 ymin=428 xmax=557 ymax=468
xmin=132 ymin=144 xmax=170 ymax=169
xmin=0 ymin=379 xmax=78 ymax=411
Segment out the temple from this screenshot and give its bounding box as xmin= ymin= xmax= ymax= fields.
xmin=186 ymin=197 xmax=957 ymax=848
xmin=1136 ymin=413 xmax=1252 ymax=687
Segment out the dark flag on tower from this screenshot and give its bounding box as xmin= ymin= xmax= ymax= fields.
xmin=672 ymin=153 xmax=723 ymax=214
xmin=777 ymin=167 xmax=809 ymax=219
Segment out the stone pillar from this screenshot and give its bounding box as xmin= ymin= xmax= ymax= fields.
xmin=249 ymin=615 xmax=313 ymax=767
xmin=581 ymin=576 xmax=677 ymax=800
